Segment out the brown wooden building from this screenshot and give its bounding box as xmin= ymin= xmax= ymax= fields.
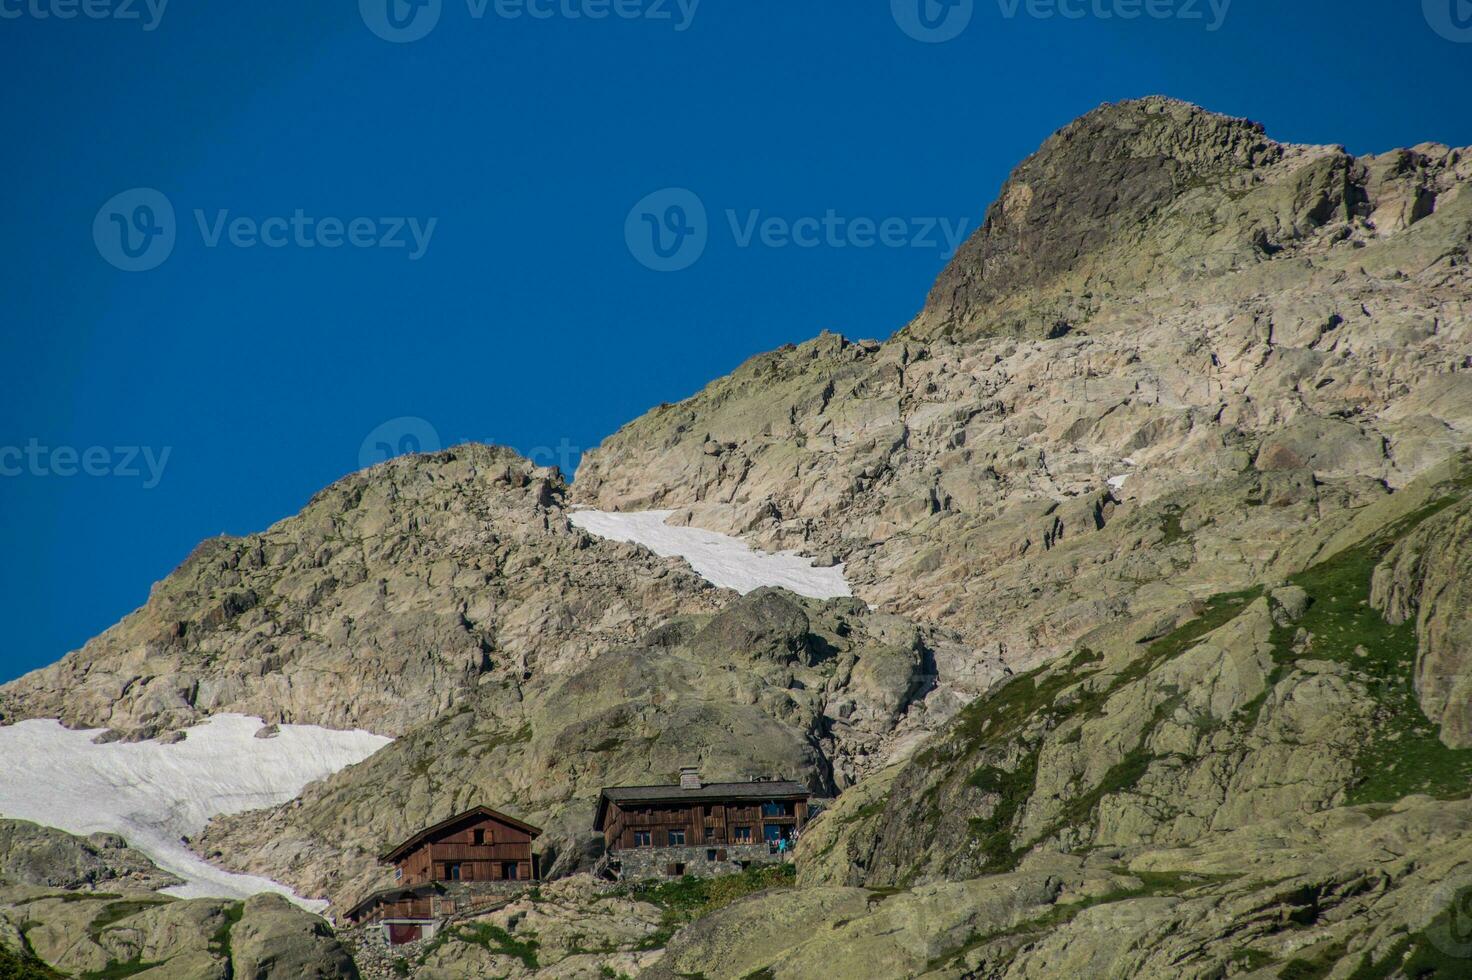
xmin=385 ymin=805 xmax=540 ymax=885
xmin=345 ymin=806 xmax=541 ymax=942
xmin=595 ymin=771 xmax=811 ymax=854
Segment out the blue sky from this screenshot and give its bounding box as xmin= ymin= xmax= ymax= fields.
xmin=2 ymin=0 xmax=1469 ymax=682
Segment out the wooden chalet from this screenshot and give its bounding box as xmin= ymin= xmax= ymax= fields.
xmin=595 ymin=770 xmax=810 ymax=856
xmin=346 ymin=806 xmax=541 ymax=943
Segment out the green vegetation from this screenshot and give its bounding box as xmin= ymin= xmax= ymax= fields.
xmin=1278 ymin=940 xmax=1348 ymax=980
xmin=1259 ymin=500 xmax=1472 ymax=805
xmin=926 ymin=867 xmax=1232 ymax=972
xmin=618 ymin=865 xmax=798 ymax=950
xmin=1227 ymin=947 xmax=1277 ymax=971
xmin=1345 ymin=885 xmax=1472 ymax=979
xmin=417 ymin=921 xmax=540 ymax=969
xmin=208 ymin=901 xmax=243 ymax=960
xmin=78 ymin=957 xmax=166 ymax=980
xmin=965 ymin=754 xmax=1039 ymax=868
xmin=86 ymin=898 xmax=169 ymax=939
xmin=0 ymin=942 xmax=64 ymax=980
xmin=1159 ymin=506 xmax=1189 ymax=545
xmin=946 ymin=588 xmax=1261 ymax=871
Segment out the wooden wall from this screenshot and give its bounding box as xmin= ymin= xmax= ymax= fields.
xmin=399 ymin=814 xmax=536 ymax=885
xmin=605 ymin=798 xmax=808 ymax=849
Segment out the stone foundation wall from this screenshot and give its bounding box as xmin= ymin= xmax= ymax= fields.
xmin=611 ymin=843 xmax=790 ymax=881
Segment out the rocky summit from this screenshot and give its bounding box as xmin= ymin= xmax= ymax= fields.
xmin=5 ymin=97 xmax=1472 ymax=979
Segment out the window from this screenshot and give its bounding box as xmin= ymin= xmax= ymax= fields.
xmin=706 ymin=849 xmax=718 ymax=862
xmin=473 ymin=829 xmax=486 ymax=846
xmin=443 ymin=863 xmax=463 ymax=881
xmin=763 ymin=824 xmax=783 ymax=843
xmin=762 ymin=801 xmax=794 ymax=817
xmin=668 ymin=829 xmax=686 ymax=846
xmin=501 ymin=861 xmax=519 ymax=881
xmin=732 ymin=825 xmax=752 ymax=843
xmin=393 ymin=867 xmax=402 ymax=880
xmin=633 ymin=831 xmax=652 ymax=847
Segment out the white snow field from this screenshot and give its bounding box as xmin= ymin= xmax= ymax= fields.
xmin=0 ymin=713 xmax=389 ymax=909
xmin=569 ymin=509 xmax=851 ymax=599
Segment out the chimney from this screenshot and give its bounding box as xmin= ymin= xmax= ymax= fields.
xmin=679 ymin=767 xmax=702 ymax=790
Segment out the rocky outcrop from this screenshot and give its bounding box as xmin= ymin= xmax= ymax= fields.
xmin=650 ymin=794 xmax=1472 ymax=979
xmin=0 ymin=884 xmax=358 ymax=979
xmin=1372 ymin=492 xmax=1472 ymax=747
xmin=193 ymin=589 xmax=965 ymax=910
xmin=0 ymin=819 xmax=180 ymax=892
xmin=574 ymin=99 xmax=1472 ymax=690
xmin=0 ymin=444 xmax=721 ymax=739
xmin=231 ymin=892 xmax=360 ymax=979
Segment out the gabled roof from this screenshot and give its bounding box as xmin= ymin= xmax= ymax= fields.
xmin=381 ymin=806 xmax=542 ymax=864
xmin=345 ymin=881 xmax=445 ymax=921
xmin=594 ymin=780 xmax=810 ymax=831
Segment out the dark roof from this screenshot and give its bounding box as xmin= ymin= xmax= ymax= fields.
xmin=344 ymin=882 xmax=445 ymax=921
xmin=594 ymin=780 xmax=810 ymax=830
xmin=381 ymin=806 xmax=542 ymax=864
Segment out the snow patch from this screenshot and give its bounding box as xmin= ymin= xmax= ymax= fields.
xmin=569 ymin=509 xmax=851 ymax=600
xmin=1108 ymin=474 xmax=1130 ymax=491
xmin=0 ymin=714 xmax=389 ymax=910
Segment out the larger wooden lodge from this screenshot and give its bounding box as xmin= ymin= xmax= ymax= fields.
xmin=595 ymin=769 xmax=811 ymax=880
xmin=346 ymin=806 xmax=541 ymax=943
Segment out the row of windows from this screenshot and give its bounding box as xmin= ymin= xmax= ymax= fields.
xmin=437 ymin=861 xmax=522 ymax=881
xmin=631 ymin=824 xmax=789 ymax=847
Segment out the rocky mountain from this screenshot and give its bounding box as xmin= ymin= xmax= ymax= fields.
xmin=5 ymin=96 xmax=1472 ymax=978
xmin=194 ymin=587 xmax=955 ymax=907
xmin=575 ymin=96 xmax=1472 ymax=680
xmin=0 ymin=445 xmax=722 ymax=739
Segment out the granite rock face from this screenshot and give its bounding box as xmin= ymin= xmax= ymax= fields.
xmin=0 ymin=444 xmax=721 ymax=739
xmin=0 ymin=851 xmax=357 ymax=979
xmin=193 ymin=588 xmax=961 ymax=910
xmin=1372 ymin=495 xmax=1472 ymax=748
xmin=575 ymin=98 xmax=1472 ymax=692
xmin=0 ymin=818 xmax=181 ymax=892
